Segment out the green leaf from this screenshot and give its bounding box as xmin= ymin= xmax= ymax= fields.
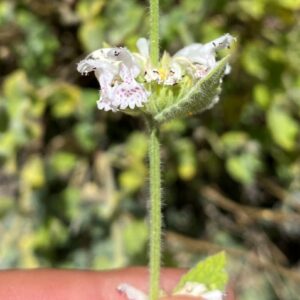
xmin=123 ymin=220 xmax=148 ymax=256
xmin=226 ymin=153 xmax=262 ymax=185
xmin=220 ymin=131 xmax=249 ymax=154
xmin=238 ymin=0 xmax=265 ymax=19
xmin=0 ymin=104 xmax=9 ymax=132
xmin=105 ymin=0 xmax=144 ymax=46
xmin=267 ymin=107 xmax=298 ymax=151
xmin=79 ymin=18 xmax=105 ymax=52
xmin=21 ymin=156 xmax=45 ymax=188
xmin=253 ymin=84 xmax=271 ymax=109
xmin=241 ymin=43 xmax=267 ymax=79
xmin=49 ymin=83 xmax=81 ymax=118
xmin=125 ymin=132 xmax=148 ymax=159
xmin=278 ymin=0 xmax=300 ymax=10
xmin=76 ymin=0 xmax=105 ymax=21
xmin=78 ymin=89 xmax=99 ymax=118
xmin=174 ymin=138 xmax=197 ymax=180
xmin=174 ymin=251 xmax=228 ymax=292
xmin=3 ymin=70 xmax=27 ymax=97
xmin=119 ymin=168 xmax=146 ymax=193
xmin=74 ymin=123 xmax=97 ymax=151
xmin=48 ymin=152 xmax=77 ymax=176
xmin=154 ymin=56 xmax=229 ymax=124
xmin=15 ymin=11 xmax=59 ymax=75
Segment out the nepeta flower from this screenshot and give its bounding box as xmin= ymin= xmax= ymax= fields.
xmin=77 ymin=47 xmax=149 ymax=111
xmin=175 ymin=34 xmax=234 ymax=66
xmin=77 ymin=34 xmax=235 ymax=115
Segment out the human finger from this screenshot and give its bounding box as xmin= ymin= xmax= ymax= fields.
xmin=0 ymin=267 xmax=185 ymax=300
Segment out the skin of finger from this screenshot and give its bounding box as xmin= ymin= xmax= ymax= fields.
xmin=0 ymin=267 xmax=185 ymax=300
xmin=161 ymin=297 xmax=204 ymax=300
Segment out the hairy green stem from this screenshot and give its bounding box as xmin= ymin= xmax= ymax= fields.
xmin=149 ymin=125 xmax=162 ymax=300
xmin=149 ymin=1 xmax=161 ymax=298
xmin=149 ymin=0 xmax=159 ymax=65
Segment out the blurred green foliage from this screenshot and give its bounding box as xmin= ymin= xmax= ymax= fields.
xmin=0 ymin=0 xmax=300 ymax=299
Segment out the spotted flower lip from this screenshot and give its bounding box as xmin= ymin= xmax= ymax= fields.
xmin=112 ymin=64 xmax=150 ymax=109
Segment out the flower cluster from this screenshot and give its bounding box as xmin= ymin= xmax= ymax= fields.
xmin=77 ymin=34 xmax=235 ymax=112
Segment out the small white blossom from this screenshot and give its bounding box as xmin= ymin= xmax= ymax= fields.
xmin=163 ymin=62 xmax=183 ymax=85
xmin=201 ymin=290 xmax=224 ymax=300
xmin=173 ymin=33 xmax=235 ymax=80
xmin=174 ymin=33 xmax=235 ymax=69
xmin=77 ymin=49 xmax=117 ymax=75
xmin=96 ymin=70 xmax=117 ymax=112
xmin=117 ymin=283 xmax=148 ymax=300
xmin=77 ymin=34 xmax=235 ymax=113
xmin=77 ymin=46 xmax=149 ymax=112
xmin=136 ymin=38 xmax=150 ymax=59
xmin=174 ymin=282 xmax=224 ymax=300
xmin=144 ymin=68 xmax=160 ymax=83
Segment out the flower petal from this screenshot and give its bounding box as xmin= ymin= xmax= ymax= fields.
xmin=174 ymin=33 xmax=235 ymax=69
xmin=136 ymin=38 xmax=149 ymax=58
xmin=208 ymin=33 xmax=236 ymax=51
xmin=202 ymin=290 xmax=224 ymax=300
xmin=163 ymin=62 xmax=183 ymax=85
xmin=112 ymin=65 xmax=149 ymax=109
xmin=77 ymin=48 xmax=113 ymax=74
xmin=97 ymin=97 xmax=117 ymax=112
xmin=107 ymin=48 xmax=141 ymax=78
xmin=113 ymin=81 xmax=149 ymax=109
xmin=117 ymin=284 xmax=148 ymax=300
xmin=96 ymin=71 xmax=118 ymax=112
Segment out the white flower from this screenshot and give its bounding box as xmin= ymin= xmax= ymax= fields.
xmin=77 ymin=34 xmax=235 ymax=113
xmin=77 ymin=49 xmax=117 ymax=75
xmin=173 ymin=33 xmax=235 ymax=79
xmin=136 ymin=38 xmax=150 ymax=59
xmin=174 ymin=282 xmax=224 ymax=300
xmin=174 ymin=33 xmax=235 ymax=68
xmin=107 ymin=47 xmax=141 ymax=78
xmin=117 ymin=283 xmax=148 ymax=300
xmin=201 ymin=290 xmax=224 ymax=300
xmin=96 ymin=69 xmax=118 ymax=112
xmin=77 ymin=46 xmax=149 ymax=112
